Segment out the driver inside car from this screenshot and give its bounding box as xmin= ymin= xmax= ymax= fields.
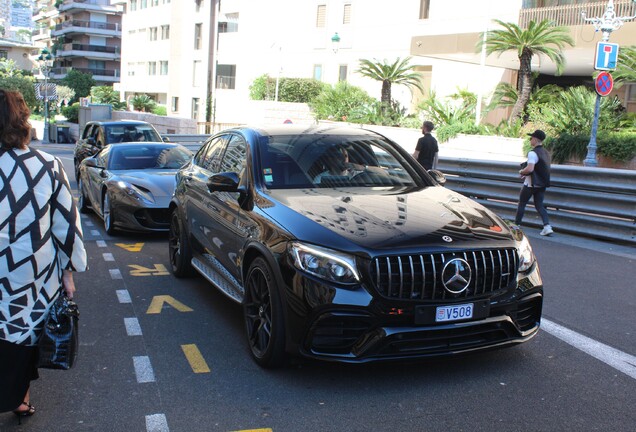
xmin=313 ymin=146 xmax=365 ymax=184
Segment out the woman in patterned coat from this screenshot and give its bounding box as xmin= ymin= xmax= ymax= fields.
xmin=0 ymin=89 xmax=87 ymax=419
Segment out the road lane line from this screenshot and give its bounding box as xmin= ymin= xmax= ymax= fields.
xmin=133 ymin=356 xmax=156 ymax=383
xmin=85 ymin=220 xmax=94 ymax=227
xmin=145 ymin=414 xmax=169 ymax=432
xmin=103 ymin=253 xmax=114 ymax=262
xmin=124 ymin=317 xmax=142 ymax=336
xmin=181 ymin=344 xmax=211 ymax=373
xmin=90 ymin=229 xmax=100 ymax=236
xmin=542 ymin=319 xmax=636 ymax=380
xmin=116 ymin=290 xmax=132 ymax=304
xmin=109 ymin=268 xmax=123 ymax=279
xmin=96 ymin=240 xmax=107 ymax=247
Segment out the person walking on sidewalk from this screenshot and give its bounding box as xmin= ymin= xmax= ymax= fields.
xmin=515 ymin=129 xmax=553 ymax=236
xmin=413 ymin=120 xmax=438 ymax=170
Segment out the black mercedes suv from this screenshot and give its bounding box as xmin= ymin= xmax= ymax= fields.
xmin=169 ymin=125 xmax=543 ymax=367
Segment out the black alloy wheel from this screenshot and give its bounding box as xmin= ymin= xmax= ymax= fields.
xmin=244 ymin=257 xmax=285 ymax=368
xmin=168 ymin=209 xmax=195 ymax=277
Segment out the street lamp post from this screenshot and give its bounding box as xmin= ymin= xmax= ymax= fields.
xmin=581 ymin=0 xmax=636 ymax=166
xmin=37 ymin=48 xmax=54 ymax=144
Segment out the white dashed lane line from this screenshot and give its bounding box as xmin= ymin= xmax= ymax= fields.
xmin=96 ymin=240 xmax=107 ymax=248
xmin=133 ymin=356 xmax=156 ymax=383
xmin=124 ymin=317 xmax=143 ymax=336
xmin=145 ymin=414 xmax=170 ymax=432
xmin=542 ymin=319 xmax=636 ymax=380
xmin=103 ymin=252 xmax=114 ymax=262
xmin=109 ymin=268 xmax=123 ymax=279
xmin=116 ymin=289 xmax=132 ymax=303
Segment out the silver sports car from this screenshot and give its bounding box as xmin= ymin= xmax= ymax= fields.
xmin=78 ymin=142 xmax=193 ymax=234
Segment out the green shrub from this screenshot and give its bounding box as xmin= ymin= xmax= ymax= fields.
xmin=249 ymin=74 xmax=325 ymax=103
xmin=0 ymin=75 xmax=37 ymax=111
xmin=152 ymin=105 xmax=167 ymax=116
xmin=309 ymin=82 xmax=375 ymax=121
xmin=598 ymin=132 xmax=636 ymax=162
xmin=130 ymin=94 xmax=156 ymax=112
xmin=349 ymin=100 xmax=407 ymax=126
xmin=435 ymin=121 xmax=491 ymax=144
xmin=61 ymin=103 xmax=80 ymax=123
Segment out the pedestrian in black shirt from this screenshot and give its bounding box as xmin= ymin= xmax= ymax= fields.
xmin=515 ymin=129 xmax=553 ymax=236
xmin=413 ymin=120 xmax=438 ymax=170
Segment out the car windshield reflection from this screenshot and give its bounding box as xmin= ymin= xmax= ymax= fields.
xmin=105 ymin=124 xmax=163 ymax=144
xmin=258 ymin=134 xmax=423 ymax=189
xmin=108 ymin=145 xmax=191 ymax=170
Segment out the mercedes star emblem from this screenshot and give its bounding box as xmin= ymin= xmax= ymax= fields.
xmin=441 ymin=258 xmax=472 ymax=294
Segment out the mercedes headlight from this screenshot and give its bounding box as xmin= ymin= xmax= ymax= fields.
xmin=289 ymin=242 xmax=360 ymax=284
xmin=517 ymin=234 xmax=536 ymax=272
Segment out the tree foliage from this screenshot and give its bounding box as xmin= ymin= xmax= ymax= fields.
xmin=249 ymin=74 xmax=325 ymax=103
xmin=90 ymin=85 xmax=127 ymax=110
xmin=614 ymin=45 xmax=636 ymax=84
xmin=130 ymin=94 xmax=156 ymax=112
xmin=479 ymin=19 xmax=574 ymax=121
xmin=356 ymin=57 xmax=423 ymax=105
xmin=0 ymin=75 xmax=37 ymax=110
xmin=60 ymin=69 xmax=95 ymax=103
xmin=309 ymin=82 xmax=375 ymax=121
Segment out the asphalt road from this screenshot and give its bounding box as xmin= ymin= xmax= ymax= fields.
xmin=1 ymin=144 xmax=634 ymax=432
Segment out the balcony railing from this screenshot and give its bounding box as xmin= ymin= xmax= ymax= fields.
xmin=519 ymin=0 xmax=636 ymax=27
xmin=61 ymin=43 xmax=120 ymax=54
xmin=52 ymin=67 xmax=120 ymax=78
xmin=54 ymin=20 xmax=120 ymax=32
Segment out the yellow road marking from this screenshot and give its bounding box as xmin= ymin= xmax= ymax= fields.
xmin=146 ymin=295 xmax=193 ymax=314
xmin=115 ymin=242 xmax=144 ymax=252
xmin=129 ymin=264 xmax=170 ymax=276
xmin=181 ymin=344 xmax=211 ymax=373
xmin=231 ymin=430 xmax=273 ymax=432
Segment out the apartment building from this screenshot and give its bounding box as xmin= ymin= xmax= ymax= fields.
xmin=116 ymin=0 xmax=636 ymax=125
xmin=32 ymin=0 xmax=123 ymax=83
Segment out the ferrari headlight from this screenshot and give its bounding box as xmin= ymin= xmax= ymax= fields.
xmin=517 ymin=234 xmax=536 ymax=272
xmin=116 ymin=181 xmax=154 ymax=203
xmin=289 ymin=242 xmax=360 ymax=284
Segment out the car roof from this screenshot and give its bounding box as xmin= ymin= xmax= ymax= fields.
xmin=225 ymin=124 xmax=384 ymax=138
xmin=87 ymin=120 xmax=155 ymax=127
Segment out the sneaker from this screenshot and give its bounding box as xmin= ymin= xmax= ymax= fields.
xmin=540 ymin=225 xmax=553 ymax=236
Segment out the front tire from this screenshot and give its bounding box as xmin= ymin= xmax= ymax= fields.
xmin=168 ymin=209 xmax=195 ymax=278
xmin=103 ymin=192 xmax=116 ymax=235
xmin=243 ymin=257 xmax=286 ymax=368
xmin=77 ymin=179 xmax=90 ymax=213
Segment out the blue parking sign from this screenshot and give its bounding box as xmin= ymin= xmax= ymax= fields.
xmin=595 ymin=42 xmax=619 ymax=70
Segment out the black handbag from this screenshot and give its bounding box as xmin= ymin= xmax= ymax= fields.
xmin=38 ymin=293 xmax=79 ymax=370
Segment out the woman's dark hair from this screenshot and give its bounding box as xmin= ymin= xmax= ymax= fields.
xmin=0 ymin=89 xmax=32 ymax=149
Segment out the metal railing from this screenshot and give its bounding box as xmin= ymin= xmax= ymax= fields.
xmin=519 ymin=0 xmax=636 ymax=27
xmin=438 ymin=157 xmax=636 ymax=245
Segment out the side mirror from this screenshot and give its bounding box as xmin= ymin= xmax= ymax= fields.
xmin=83 ymin=157 xmax=103 ymax=169
xmin=86 ymin=137 xmax=96 ymax=145
xmin=427 ymin=169 xmax=446 ymax=186
xmin=207 ymin=172 xmax=242 ymax=193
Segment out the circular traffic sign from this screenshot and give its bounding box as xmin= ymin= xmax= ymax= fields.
xmin=595 ymin=71 xmax=613 ymax=97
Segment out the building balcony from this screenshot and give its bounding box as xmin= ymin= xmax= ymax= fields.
xmin=51 ymin=66 xmax=120 ymax=83
xmin=52 ymin=20 xmax=122 ymax=38
xmin=58 ymin=0 xmax=122 ymax=14
xmin=31 ymin=28 xmax=51 ymax=41
xmin=519 ymin=0 xmax=636 ymax=27
xmin=56 ymin=43 xmax=121 ymax=61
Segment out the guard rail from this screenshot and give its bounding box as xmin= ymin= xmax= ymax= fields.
xmin=438 ymin=157 xmax=636 ymax=245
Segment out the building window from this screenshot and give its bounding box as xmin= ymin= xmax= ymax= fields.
xmin=141 ymin=0 xmax=148 ymax=9
xmin=195 ymin=0 xmax=203 ymax=13
xmin=219 ymin=13 xmax=239 ymax=33
xmin=127 ymin=62 xmax=135 ymax=76
xmin=313 ymin=64 xmax=322 ymax=81
xmin=193 ymin=60 xmax=202 ymax=86
xmin=194 ymin=23 xmax=202 ymax=49
xmin=316 ymin=4 xmax=326 ymax=27
xmin=0 ymin=51 xmax=7 ymax=60
xmin=148 ymin=61 xmax=157 ymax=75
xmin=343 ymin=4 xmax=351 ymax=24
xmin=419 ymin=0 xmax=430 ymax=19
xmin=192 ymin=97 xmax=200 ymax=120
xmin=131 ymin=0 xmax=137 ymax=11
xmin=338 ymin=64 xmax=348 ymax=82
xmin=216 ymin=64 xmax=236 ymax=89
xmin=149 ymin=27 xmax=158 ymax=41
xmin=152 ymin=0 xmax=159 ymax=6
xmin=161 ymin=25 xmax=170 ymax=39
xmin=628 ymin=84 xmax=636 ymax=102
xmin=171 ymin=96 xmax=179 ymax=112
xmin=160 ymin=61 xmax=169 ymax=75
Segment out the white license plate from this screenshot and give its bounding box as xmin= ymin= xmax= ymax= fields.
xmin=436 ymin=303 xmax=474 ymax=322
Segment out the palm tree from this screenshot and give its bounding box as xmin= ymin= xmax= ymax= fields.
xmin=614 ymin=45 xmax=636 ymax=83
xmin=479 ymin=19 xmax=574 ymax=121
xmin=356 ymin=57 xmax=424 ymax=106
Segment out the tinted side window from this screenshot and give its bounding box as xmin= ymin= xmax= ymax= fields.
xmin=194 ymin=135 xmax=228 ymax=173
xmin=220 ymin=135 xmax=247 ymax=173
xmin=82 ymin=124 xmax=95 ymax=139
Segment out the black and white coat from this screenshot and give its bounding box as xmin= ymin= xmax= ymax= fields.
xmin=0 ymin=147 xmax=87 ymax=346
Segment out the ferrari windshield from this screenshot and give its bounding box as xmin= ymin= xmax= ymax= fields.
xmin=257 ymin=133 xmax=427 ymax=189
xmin=108 ymin=145 xmax=192 ymax=170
